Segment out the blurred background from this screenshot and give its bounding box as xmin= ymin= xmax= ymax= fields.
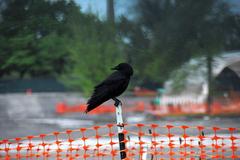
xmin=0 ymin=0 xmax=240 ymax=139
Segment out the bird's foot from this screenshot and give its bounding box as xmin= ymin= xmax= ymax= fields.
xmin=112 ymin=98 xmax=122 ymax=106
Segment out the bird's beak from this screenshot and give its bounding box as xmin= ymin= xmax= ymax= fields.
xmin=111 ymin=67 xmax=116 ymax=70
xmin=111 ymin=66 xmax=118 ymax=70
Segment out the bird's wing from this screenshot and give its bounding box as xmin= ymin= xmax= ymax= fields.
xmin=86 ymin=72 xmax=127 ymax=113
xmin=90 ymin=71 xmax=126 ymax=99
xmin=95 ymin=71 xmax=126 ymax=88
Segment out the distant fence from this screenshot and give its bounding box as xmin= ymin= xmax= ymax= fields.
xmin=1 ymin=124 xmax=239 ymax=159
xmin=55 ymin=101 xmax=145 ymax=115
xmin=148 ymin=100 xmax=240 ymax=117
xmin=55 ymin=100 xmax=240 ymax=116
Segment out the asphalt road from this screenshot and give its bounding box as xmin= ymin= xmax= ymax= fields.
xmin=0 ymin=93 xmax=240 ymax=139
xmin=0 ymin=93 xmax=240 ymax=159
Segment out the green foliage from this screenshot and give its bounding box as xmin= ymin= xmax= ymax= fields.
xmin=61 ymin=41 xmax=123 ymax=95
xmin=0 ymin=0 xmax=72 ymax=78
xmin=1 ymin=0 xmax=240 ymax=95
xmin=61 ymin=21 xmax=123 ymax=95
xmin=0 ymin=0 xmax=123 ymax=94
xmin=120 ymin=0 xmax=240 ymax=87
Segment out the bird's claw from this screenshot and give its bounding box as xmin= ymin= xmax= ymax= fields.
xmin=113 ymin=98 xmax=122 ymax=106
xmin=114 ymin=100 xmax=122 ymax=106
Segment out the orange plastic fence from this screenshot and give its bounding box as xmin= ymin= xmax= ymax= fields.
xmin=55 ymin=102 xmax=145 ymax=115
xmin=1 ymin=124 xmax=239 ymax=159
xmin=149 ymin=100 xmax=240 ymax=117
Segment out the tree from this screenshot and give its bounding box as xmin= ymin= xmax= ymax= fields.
xmin=0 ymin=0 xmax=124 ymax=95
xmin=61 ymin=11 xmax=123 ymax=95
xmin=125 ymin=0 xmax=240 ymax=82
xmin=117 ymin=16 xmax=151 ymax=86
xmin=0 ymin=0 xmax=72 ymax=78
xmin=119 ymin=0 xmax=240 ymax=93
xmin=107 ymin=0 xmax=115 ymax=24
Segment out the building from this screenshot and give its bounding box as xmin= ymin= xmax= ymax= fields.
xmin=161 ymin=51 xmax=240 ymax=106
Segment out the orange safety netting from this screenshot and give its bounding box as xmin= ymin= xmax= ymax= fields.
xmin=0 ymin=123 xmax=239 ymax=159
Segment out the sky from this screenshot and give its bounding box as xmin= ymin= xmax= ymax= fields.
xmin=75 ymin=0 xmax=240 ymax=19
xmin=229 ymin=0 xmax=240 ymax=13
xmin=74 ymin=0 xmax=134 ymax=19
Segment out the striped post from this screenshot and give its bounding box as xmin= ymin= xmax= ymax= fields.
xmin=114 ymin=99 xmax=126 ymax=159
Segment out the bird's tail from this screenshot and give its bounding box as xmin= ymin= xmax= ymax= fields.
xmin=86 ymin=95 xmax=108 ymax=113
xmin=85 ymin=98 xmax=100 ymax=113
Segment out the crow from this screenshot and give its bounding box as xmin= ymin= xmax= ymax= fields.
xmin=86 ymin=63 xmax=133 ymax=113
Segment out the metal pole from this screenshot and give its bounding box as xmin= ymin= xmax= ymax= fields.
xmin=114 ymin=100 xmax=126 ymax=159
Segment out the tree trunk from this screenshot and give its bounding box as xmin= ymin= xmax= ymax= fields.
xmin=107 ymin=0 xmax=114 ymax=24
xmin=207 ymin=54 xmax=213 ymax=114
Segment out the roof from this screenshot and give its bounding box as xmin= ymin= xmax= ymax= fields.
xmin=161 ymin=51 xmax=240 ymax=105
xmin=214 ymin=51 xmax=240 ymax=76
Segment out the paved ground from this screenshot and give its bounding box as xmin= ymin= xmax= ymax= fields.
xmin=0 ymin=93 xmax=240 ymax=159
xmin=0 ymin=93 xmax=239 ymax=139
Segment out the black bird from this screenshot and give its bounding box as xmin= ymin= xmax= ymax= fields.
xmin=86 ymin=63 xmax=133 ymax=113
